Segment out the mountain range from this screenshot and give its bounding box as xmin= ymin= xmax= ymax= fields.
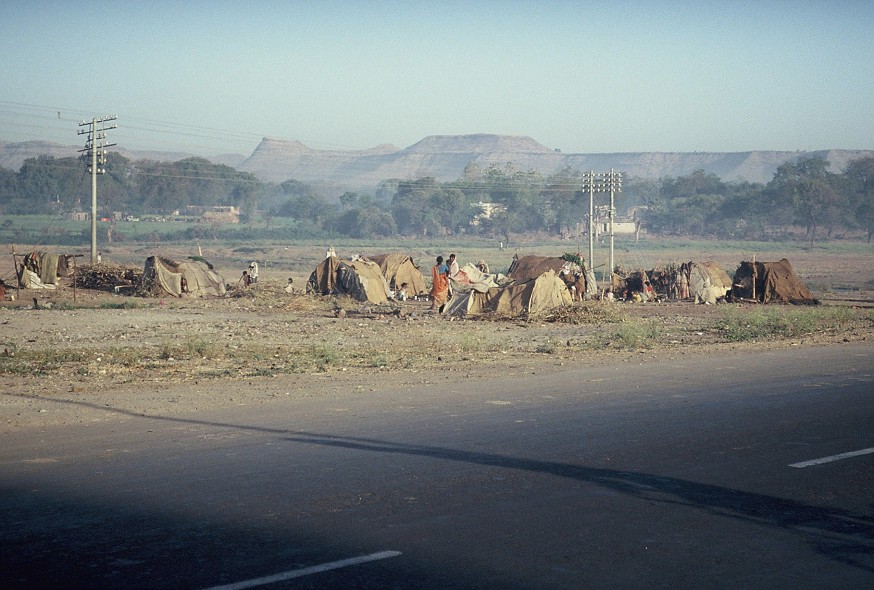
xmin=3 ymin=135 xmax=872 ymax=190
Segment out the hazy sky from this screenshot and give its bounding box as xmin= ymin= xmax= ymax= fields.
xmin=1 ymin=0 xmax=872 ymax=157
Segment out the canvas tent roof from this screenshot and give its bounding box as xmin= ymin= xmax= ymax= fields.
xmin=449 ymin=262 xmax=512 ymax=294
xmin=17 ymin=251 xmax=75 ymax=289
xmin=445 ymin=269 xmax=572 ymax=317
xmin=508 ymin=254 xmax=597 ymax=297
xmin=687 ymin=261 xmax=732 ymax=302
xmin=731 ymin=259 xmax=818 ymax=304
xmin=139 ymin=256 xmax=226 ymax=298
xmin=308 ymin=256 xmax=391 ymax=304
xmin=365 ymin=253 xmax=427 ymax=295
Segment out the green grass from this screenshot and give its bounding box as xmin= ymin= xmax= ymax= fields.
xmin=715 ymin=306 xmax=857 ymax=342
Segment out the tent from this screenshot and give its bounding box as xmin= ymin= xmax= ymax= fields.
xmin=445 ymin=269 xmax=572 ymax=317
xmin=731 ymin=259 xmax=818 ymax=304
xmin=138 ymin=256 xmax=226 ymax=298
xmin=17 ymin=251 xmax=75 ymax=289
xmin=508 ymin=254 xmax=597 ymax=299
xmin=307 ymin=256 xmax=391 ymax=304
xmin=449 ymin=262 xmax=512 ymax=294
xmin=365 ymin=253 xmax=427 ymax=296
xmin=687 ymin=262 xmax=732 ymax=303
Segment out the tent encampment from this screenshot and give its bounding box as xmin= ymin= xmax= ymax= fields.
xmin=307 ymin=256 xmax=391 ymax=304
xmin=731 ymin=259 xmax=818 ymax=304
xmin=445 ymin=269 xmax=572 ymax=317
xmin=138 ymin=256 xmax=226 ymax=298
xmin=365 ymin=253 xmax=427 ymax=296
xmin=508 ymin=254 xmax=597 ymax=299
xmin=17 ymin=251 xmax=75 ymax=289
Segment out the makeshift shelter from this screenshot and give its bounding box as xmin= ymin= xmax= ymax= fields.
xmin=508 ymin=254 xmax=597 ymax=299
xmin=687 ymin=262 xmax=732 ymax=303
xmin=138 ymin=256 xmax=226 ymax=298
xmin=449 ymin=262 xmax=512 ymax=294
xmin=611 ymin=268 xmax=649 ymax=300
xmin=445 ymin=270 xmax=572 ymax=317
xmin=307 ymin=256 xmax=391 ymax=304
xmin=17 ymin=251 xmax=75 ymax=289
xmin=365 ymin=253 xmax=427 ymax=296
xmin=731 ymin=259 xmax=818 ymax=304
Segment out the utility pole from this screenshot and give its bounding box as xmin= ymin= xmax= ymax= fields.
xmin=78 ymin=115 xmax=117 ymax=262
xmin=581 ymin=171 xmax=606 ymax=273
xmin=605 ymin=169 xmax=622 ymax=282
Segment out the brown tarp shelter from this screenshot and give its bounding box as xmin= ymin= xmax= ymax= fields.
xmin=445 ymin=270 xmax=572 ymax=317
xmin=365 ymin=253 xmax=427 ymax=296
xmin=139 ymin=256 xmax=226 ymax=298
xmin=308 ymin=257 xmax=391 ymax=304
xmin=508 ymin=254 xmax=597 ymax=298
xmin=731 ymin=259 xmax=818 ymax=304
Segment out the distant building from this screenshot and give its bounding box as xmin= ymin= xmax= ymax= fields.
xmin=185 ymin=205 xmax=240 ymax=224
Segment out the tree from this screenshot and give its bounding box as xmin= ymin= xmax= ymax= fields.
xmin=767 ymin=156 xmax=841 ymax=247
xmin=844 ymin=156 xmax=874 ymax=242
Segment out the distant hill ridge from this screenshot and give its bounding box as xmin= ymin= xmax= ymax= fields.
xmin=3 ymin=135 xmax=872 ymax=190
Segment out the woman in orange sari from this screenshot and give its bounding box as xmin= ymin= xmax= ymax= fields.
xmin=430 ymin=255 xmax=449 ymax=311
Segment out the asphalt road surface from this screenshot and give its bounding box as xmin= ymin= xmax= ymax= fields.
xmin=2 ymin=343 xmax=873 ymax=589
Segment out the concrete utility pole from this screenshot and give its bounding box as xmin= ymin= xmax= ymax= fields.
xmin=581 ymin=171 xmax=605 ymax=272
xmin=605 ymin=169 xmax=622 ymax=281
xmin=78 ymin=115 xmax=117 ymax=262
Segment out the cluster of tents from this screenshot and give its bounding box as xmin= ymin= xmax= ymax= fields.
xmin=614 ymin=258 xmax=818 ymax=306
xmin=10 ymin=250 xmax=818 ymax=314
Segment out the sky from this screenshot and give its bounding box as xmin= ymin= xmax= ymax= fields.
xmin=1 ymin=0 xmax=872 ymax=158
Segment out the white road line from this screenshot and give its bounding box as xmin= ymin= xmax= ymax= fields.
xmin=200 ymin=550 xmax=402 ymax=590
xmin=789 ymin=447 xmax=874 ymax=468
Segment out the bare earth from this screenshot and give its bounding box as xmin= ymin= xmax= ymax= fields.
xmin=1 ymin=246 xmax=872 ymax=434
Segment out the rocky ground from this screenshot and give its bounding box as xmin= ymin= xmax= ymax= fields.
xmin=1 ymin=274 xmax=871 ymax=434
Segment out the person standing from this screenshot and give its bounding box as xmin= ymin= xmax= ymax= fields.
xmin=430 ymin=256 xmax=449 ymax=312
xmin=447 ymin=253 xmax=460 ymax=278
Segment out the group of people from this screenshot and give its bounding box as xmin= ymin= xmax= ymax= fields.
xmin=429 ymin=253 xmax=457 ymax=311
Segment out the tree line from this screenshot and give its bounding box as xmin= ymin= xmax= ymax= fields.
xmin=1 ymin=153 xmax=872 ymax=244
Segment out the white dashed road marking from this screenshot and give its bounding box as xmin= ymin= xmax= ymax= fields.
xmin=789 ymin=447 xmax=874 ymax=468
xmin=200 ymin=550 xmax=402 ymax=590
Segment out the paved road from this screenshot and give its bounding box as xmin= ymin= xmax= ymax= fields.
xmin=2 ymin=343 xmax=873 ymax=589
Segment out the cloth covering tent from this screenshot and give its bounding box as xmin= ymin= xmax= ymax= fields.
xmin=687 ymin=262 xmax=732 ymax=302
xmin=449 ymin=262 xmax=512 ymax=294
xmin=307 ymin=256 xmax=391 ymax=304
xmin=445 ymin=270 xmax=572 ymax=317
xmin=138 ymin=256 xmax=226 ymax=298
xmin=17 ymin=251 xmax=74 ymax=289
xmin=365 ymin=253 xmax=427 ymax=296
xmin=731 ymin=259 xmax=818 ymax=304
xmin=508 ymin=254 xmax=597 ymax=299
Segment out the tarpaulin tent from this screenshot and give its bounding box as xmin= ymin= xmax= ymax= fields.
xmin=138 ymin=256 xmax=226 ymax=298
xmin=17 ymin=251 xmax=75 ymax=289
xmin=445 ymin=270 xmax=572 ymax=317
xmin=731 ymin=259 xmax=818 ymax=304
xmin=508 ymin=254 xmax=597 ymax=299
xmin=687 ymin=262 xmax=732 ymax=303
xmin=449 ymin=262 xmax=512 ymax=294
xmin=365 ymin=253 xmax=427 ymax=296
xmin=307 ymin=257 xmax=391 ymax=304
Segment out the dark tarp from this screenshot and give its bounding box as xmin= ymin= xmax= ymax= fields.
xmin=731 ymin=259 xmax=818 ymax=304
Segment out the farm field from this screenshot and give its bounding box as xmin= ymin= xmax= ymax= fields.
xmin=1 ymin=237 xmax=872 ymax=434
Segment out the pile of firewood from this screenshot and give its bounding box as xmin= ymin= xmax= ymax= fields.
xmin=75 ymin=263 xmax=143 ymax=292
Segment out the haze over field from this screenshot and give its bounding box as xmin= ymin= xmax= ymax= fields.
xmin=1 ymin=1 xmax=872 ymax=160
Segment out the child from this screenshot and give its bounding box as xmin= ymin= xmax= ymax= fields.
xmin=395 ymin=282 xmax=409 ymax=301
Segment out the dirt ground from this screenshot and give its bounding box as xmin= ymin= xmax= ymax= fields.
xmin=1 ymin=244 xmax=872 ymax=434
